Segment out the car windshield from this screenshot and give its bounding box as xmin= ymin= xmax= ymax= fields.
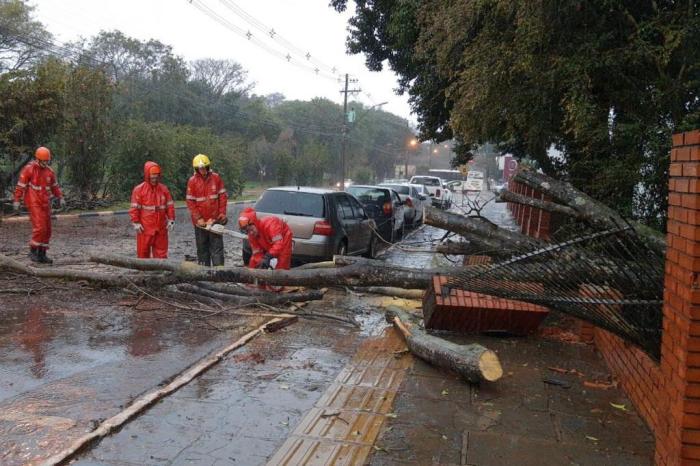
xmin=380 ymin=184 xmax=409 ymax=195
xmin=255 ymin=190 xmax=325 ymax=217
xmin=411 ymin=177 xmax=440 ymax=186
xmin=347 ymin=187 xmax=389 ymax=202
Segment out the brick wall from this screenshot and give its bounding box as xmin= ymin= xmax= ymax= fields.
xmin=508 ymin=131 xmax=700 ymax=464
xmin=506 ymin=179 xmax=551 ymax=240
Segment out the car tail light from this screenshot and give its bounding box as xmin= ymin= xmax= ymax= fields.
xmin=436 ymin=189 xmax=441 ymax=198
xmin=383 ymin=202 xmax=393 ymax=215
xmin=313 ymin=220 xmax=333 ymax=236
xmin=405 ymin=197 xmax=413 ymax=208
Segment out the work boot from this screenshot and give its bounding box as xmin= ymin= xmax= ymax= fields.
xmin=28 ymin=247 xmax=40 ymax=263
xmin=38 ymin=249 xmax=53 ymax=264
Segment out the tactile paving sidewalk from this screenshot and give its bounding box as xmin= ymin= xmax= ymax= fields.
xmin=267 ymin=327 xmax=412 ymax=465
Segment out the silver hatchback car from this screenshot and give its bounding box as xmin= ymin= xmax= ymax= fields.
xmin=242 ymin=187 xmax=378 ymax=265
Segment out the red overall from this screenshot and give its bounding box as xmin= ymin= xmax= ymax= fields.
xmin=14 ymin=160 xmax=63 ymax=250
xmin=248 ymin=216 xmax=293 ymax=270
xmin=185 ymin=170 xmax=228 ymax=224
xmin=128 ymin=162 xmax=175 ymax=258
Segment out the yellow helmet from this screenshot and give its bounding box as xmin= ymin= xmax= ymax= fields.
xmin=192 ymin=154 xmax=211 ymax=169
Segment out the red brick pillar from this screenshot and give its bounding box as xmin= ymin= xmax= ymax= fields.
xmin=658 ymin=129 xmax=700 ymax=465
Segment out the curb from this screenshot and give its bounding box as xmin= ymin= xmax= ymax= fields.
xmin=0 ymin=200 xmax=252 ymax=224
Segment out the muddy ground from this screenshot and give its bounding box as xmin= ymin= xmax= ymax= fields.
xmin=0 ymin=195 xmax=654 ymax=465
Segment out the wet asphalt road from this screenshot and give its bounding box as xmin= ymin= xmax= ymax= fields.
xmin=0 ymin=192 xmax=654 ymax=465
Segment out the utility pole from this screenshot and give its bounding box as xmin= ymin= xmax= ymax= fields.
xmin=339 ymin=73 xmax=360 ymax=190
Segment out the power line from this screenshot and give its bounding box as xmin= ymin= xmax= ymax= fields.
xmin=216 ymin=0 xmax=342 ymax=77
xmin=188 ymin=0 xmax=341 ymax=82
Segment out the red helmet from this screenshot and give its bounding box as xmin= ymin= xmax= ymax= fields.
xmin=35 ymin=146 xmax=51 ymax=161
xmin=238 ymin=207 xmax=257 ymax=231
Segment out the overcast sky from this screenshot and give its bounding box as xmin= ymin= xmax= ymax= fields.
xmin=29 ymin=0 xmax=414 ymax=123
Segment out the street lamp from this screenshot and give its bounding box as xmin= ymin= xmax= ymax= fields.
xmin=404 ymin=138 xmax=418 ymax=179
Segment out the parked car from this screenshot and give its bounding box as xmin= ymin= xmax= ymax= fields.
xmin=242 ymin=187 xmax=378 ymax=266
xmin=378 ymin=182 xmax=430 ymax=226
xmin=346 ymin=185 xmax=405 ymax=242
xmin=409 ymin=175 xmax=453 ymax=209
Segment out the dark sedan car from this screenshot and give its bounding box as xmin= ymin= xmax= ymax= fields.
xmin=242 ymin=187 xmax=378 ymax=265
xmin=346 ymin=185 xmax=405 ymax=242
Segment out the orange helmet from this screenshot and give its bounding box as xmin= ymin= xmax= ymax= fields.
xmin=149 ymin=165 xmax=161 ymax=176
xmin=238 ymin=207 xmax=257 ymax=231
xmin=35 ymin=146 xmax=51 ymax=161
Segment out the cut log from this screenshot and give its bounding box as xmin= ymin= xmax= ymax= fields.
xmin=385 ymin=306 xmax=503 ymax=383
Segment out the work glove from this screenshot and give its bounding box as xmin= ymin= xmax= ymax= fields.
xmin=216 ymin=214 xmax=228 ymax=225
xmin=12 ymin=201 xmax=20 ymax=213
xmin=133 ymin=223 xmax=144 ymax=233
xmin=59 ymin=197 xmax=66 ymax=209
xmin=206 ymin=218 xmax=215 ymax=226
xmin=167 ymin=220 xmax=175 ymax=231
xmin=258 ymin=253 xmax=274 ymax=269
xmin=196 ymin=218 xmax=206 ymax=227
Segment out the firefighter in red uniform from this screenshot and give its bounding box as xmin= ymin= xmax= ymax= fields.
xmin=129 ymin=161 xmax=175 ymax=258
xmin=237 ymin=207 xmax=293 ymax=271
xmin=186 ymin=154 xmax=228 ymax=266
xmin=13 ymin=147 xmax=65 ymax=264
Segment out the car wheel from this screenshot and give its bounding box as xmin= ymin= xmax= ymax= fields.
xmin=336 ymin=240 xmax=348 ymax=257
xmin=363 ymin=233 xmax=377 ymax=258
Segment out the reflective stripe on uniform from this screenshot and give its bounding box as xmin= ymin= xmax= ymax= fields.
xmin=271 ymin=234 xmax=283 ymax=242
xmin=137 ymin=205 xmax=169 ymax=211
xmin=166 ymin=200 xmax=174 ymax=206
xmin=218 ymin=188 xmax=226 ymax=194
xmin=252 ymin=248 xmax=262 ymax=254
xmin=131 ymin=203 xmax=141 ymax=208
xmin=208 ymin=194 xmax=219 ymax=200
xmin=17 ymin=182 xmax=27 ymax=188
xmin=187 ymin=195 xmax=207 ymax=201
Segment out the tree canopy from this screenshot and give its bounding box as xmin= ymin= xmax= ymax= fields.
xmin=0 ymin=0 xmax=415 ymax=204
xmin=331 ymin=0 xmax=700 ymax=228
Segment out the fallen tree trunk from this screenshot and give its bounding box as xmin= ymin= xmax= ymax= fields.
xmin=512 ymin=168 xmax=665 ymax=251
xmin=0 ymin=253 xmax=177 ymax=288
xmin=91 ymin=253 xmax=437 ymax=289
xmin=496 ymin=189 xmax=577 ymax=217
xmin=385 ymin=306 xmax=503 ymax=383
xmin=425 ymin=206 xmax=540 ymax=251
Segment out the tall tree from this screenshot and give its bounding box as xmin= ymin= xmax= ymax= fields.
xmin=0 ymin=0 xmax=50 ymax=72
xmin=57 ymin=65 xmax=113 ymax=199
xmin=331 ymin=0 xmax=700 ymax=229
